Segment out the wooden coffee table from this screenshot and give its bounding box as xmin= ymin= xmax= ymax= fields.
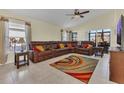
xmin=94 ymin=47 xmax=104 ymax=57
xmin=15 ymin=51 xmax=29 ymax=69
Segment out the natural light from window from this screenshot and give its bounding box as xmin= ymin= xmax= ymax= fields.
xmin=8 ymin=21 xmax=26 ymax=52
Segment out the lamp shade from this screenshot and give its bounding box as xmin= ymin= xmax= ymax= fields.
xmin=18 ymin=37 xmax=25 ymax=44
xmin=11 ymin=37 xmax=17 ymax=43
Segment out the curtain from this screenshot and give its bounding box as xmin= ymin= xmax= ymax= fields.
xmin=0 ymin=17 xmax=31 ymax=64
xmin=0 ymin=16 xmax=9 ymax=64
xmin=25 ymin=22 xmax=31 ymax=50
xmin=61 ymin=29 xmax=73 ymax=41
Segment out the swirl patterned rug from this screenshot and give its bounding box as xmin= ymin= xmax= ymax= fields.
xmin=50 ymin=55 xmax=99 ymax=84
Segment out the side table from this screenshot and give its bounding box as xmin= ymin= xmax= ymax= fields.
xmin=15 ymin=51 xmax=29 ymax=69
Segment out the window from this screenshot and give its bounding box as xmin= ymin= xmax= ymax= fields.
xmin=8 ymin=20 xmax=26 ymax=52
xmin=61 ymin=30 xmax=77 ymax=41
xmin=97 ymin=29 xmax=102 ymax=32
xmin=89 ymin=29 xmax=111 ymax=45
xmin=89 ymin=30 xmax=96 ymax=42
xmin=103 ymin=29 xmax=111 ymax=43
xmin=72 ymin=32 xmax=77 ymax=41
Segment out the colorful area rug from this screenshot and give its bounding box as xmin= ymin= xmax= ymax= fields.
xmin=50 ymin=55 xmax=99 ymax=84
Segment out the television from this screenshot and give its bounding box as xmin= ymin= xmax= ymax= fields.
xmin=117 ymin=15 xmax=124 ymax=50
xmin=117 ymin=15 xmax=122 ymax=45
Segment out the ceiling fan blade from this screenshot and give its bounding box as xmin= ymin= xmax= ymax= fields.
xmin=80 ymin=11 xmax=89 ymax=14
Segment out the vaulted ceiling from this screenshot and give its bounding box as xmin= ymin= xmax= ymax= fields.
xmin=5 ymin=9 xmax=112 ymax=28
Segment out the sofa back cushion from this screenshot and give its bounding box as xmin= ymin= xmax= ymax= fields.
xmin=52 ymin=44 xmax=58 ymax=49
xmin=67 ymin=43 xmax=73 ymax=48
xmin=71 ymin=42 xmax=77 ymax=47
xmin=43 ymin=44 xmax=51 ymax=50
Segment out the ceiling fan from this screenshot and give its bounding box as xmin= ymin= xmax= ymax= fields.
xmin=66 ymin=9 xmax=89 ymax=19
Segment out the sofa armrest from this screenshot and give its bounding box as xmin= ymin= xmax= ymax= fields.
xmin=88 ymin=47 xmax=94 ymax=55
xmin=29 ymin=50 xmax=41 ymax=58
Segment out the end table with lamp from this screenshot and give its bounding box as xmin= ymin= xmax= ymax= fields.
xmin=15 ymin=37 xmax=29 ymax=69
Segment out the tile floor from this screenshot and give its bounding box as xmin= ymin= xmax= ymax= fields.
xmin=0 ymin=53 xmax=116 ymax=84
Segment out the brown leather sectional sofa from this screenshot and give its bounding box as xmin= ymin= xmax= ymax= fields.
xmin=29 ymin=41 xmax=95 ymax=63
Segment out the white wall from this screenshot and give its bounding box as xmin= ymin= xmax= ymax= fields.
xmin=0 ymin=10 xmax=61 ymax=41
xmin=31 ymin=19 xmax=61 ymax=41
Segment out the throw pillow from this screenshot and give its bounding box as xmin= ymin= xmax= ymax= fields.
xmin=59 ymin=44 xmax=65 ymax=48
xmin=82 ymin=44 xmax=88 ymax=48
xmin=87 ymin=44 xmax=93 ymax=49
xmin=35 ymin=45 xmax=45 ymax=52
xmin=32 ymin=47 xmax=41 ymax=52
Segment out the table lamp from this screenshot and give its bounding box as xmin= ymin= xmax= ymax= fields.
xmin=18 ymin=37 xmax=25 ymax=52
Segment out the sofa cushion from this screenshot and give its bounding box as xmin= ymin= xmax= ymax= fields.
xmin=78 ymin=48 xmax=90 ymax=51
xmin=52 ymin=44 xmax=58 ymax=49
xmin=59 ymin=43 xmax=65 ymax=48
xmin=36 ymin=50 xmax=52 ymax=56
xmin=35 ymin=45 xmax=45 ymax=52
xmin=55 ymin=47 xmax=70 ymax=51
xmin=67 ymin=43 xmax=73 ymax=48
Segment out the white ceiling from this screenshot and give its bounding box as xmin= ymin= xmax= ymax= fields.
xmin=5 ymin=9 xmax=112 ymax=28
